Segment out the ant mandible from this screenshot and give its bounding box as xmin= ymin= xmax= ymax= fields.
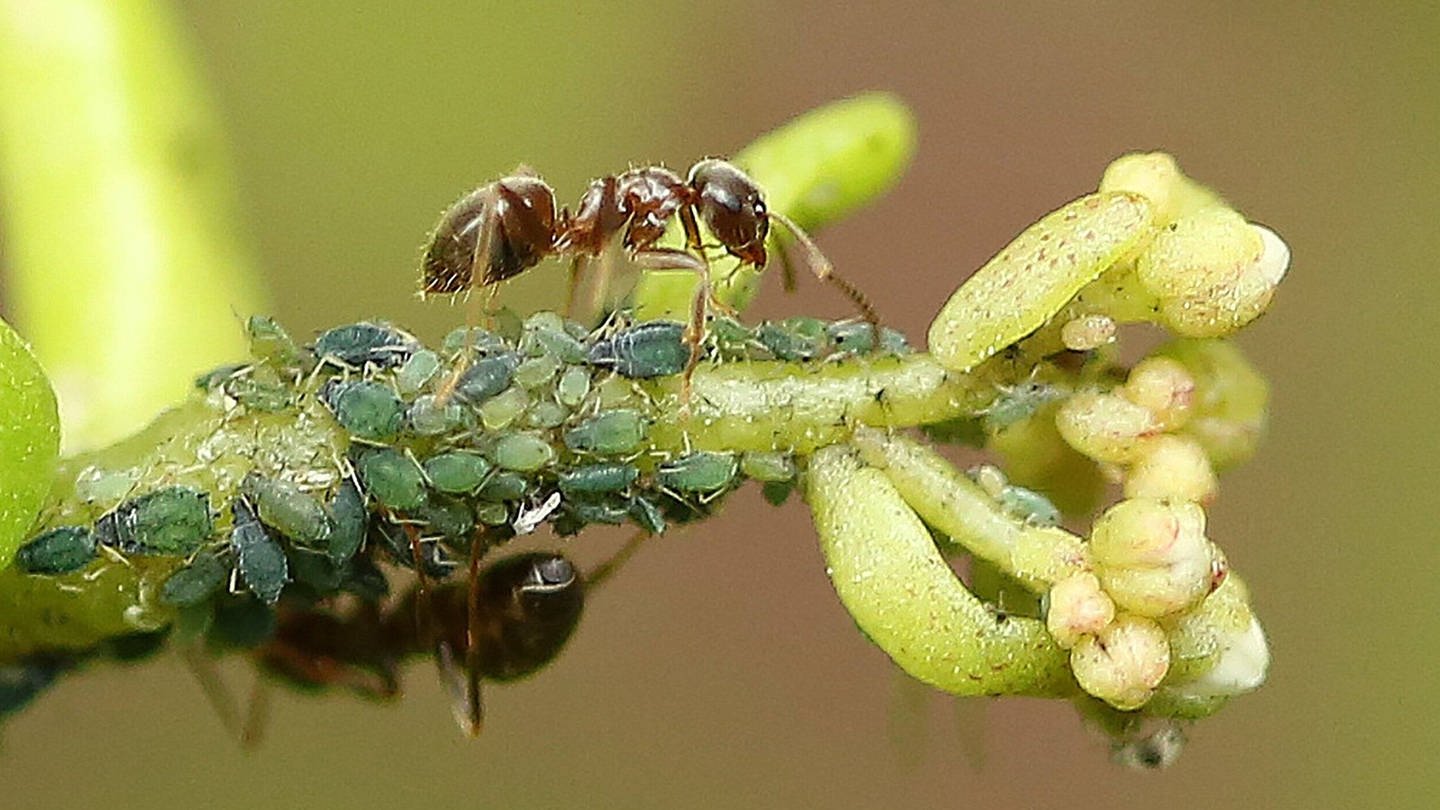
xmin=420 ymin=158 xmax=879 ymax=402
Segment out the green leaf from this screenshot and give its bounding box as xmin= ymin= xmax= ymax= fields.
xmin=0 ymin=317 xmax=61 ymax=572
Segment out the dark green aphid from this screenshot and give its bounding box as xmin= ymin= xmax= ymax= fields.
xmin=761 ymin=480 xmax=795 ymax=506
xmin=210 ymin=595 xmax=277 ymax=648
xmin=355 ymin=448 xmax=429 ymax=511
xmin=370 ymin=521 xmax=456 ymax=579
xmin=246 ymin=315 xmax=304 ymax=368
xmin=921 ymin=416 xmax=987 ymax=448
xmin=707 ymin=316 xmax=758 ymax=357
xmin=658 ymin=451 xmax=739 ymax=493
xmin=96 ymin=487 xmax=212 ymax=555
xmin=555 ymin=365 xmax=591 ymax=407
xmin=313 ymin=322 xmax=419 ymax=368
xmin=322 ymin=380 xmax=405 ymax=442
xmin=489 ymin=432 xmax=556 ymax=472
xmin=416 ymin=497 xmax=475 ymax=540
xmin=193 ymin=363 xmax=247 ymax=391
xmin=454 ymin=353 xmax=520 ymax=404
xmin=521 ymin=324 xmax=587 ymax=364
xmin=564 ymin=409 xmax=647 ymax=456
xmin=628 ymin=497 xmax=666 ymax=535
xmin=287 ymin=548 xmax=345 ymax=594
xmin=242 ymin=474 xmax=334 ymax=548
xmin=159 ymin=551 xmax=230 ymax=607
xmin=477 ymin=471 xmax=528 ymax=502
xmin=757 ymin=317 xmax=832 ymax=361
xmin=558 ymin=463 xmax=639 ymax=496
xmin=326 ymin=481 xmax=367 ymax=566
xmin=587 ymin=320 xmax=688 ymax=378
xmin=15 ymin=526 xmax=96 ymax=575
xmin=424 ymin=451 xmax=493 ymax=495
xmin=230 ymin=501 xmax=289 ymax=606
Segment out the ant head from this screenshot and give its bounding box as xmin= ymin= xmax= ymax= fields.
xmin=688 ymin=159 xmax=769 ymax=266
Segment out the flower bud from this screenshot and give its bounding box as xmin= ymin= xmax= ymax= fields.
xmin=1089 ymin=498 xmax=1215 ymax=617
xmin=1163 ymin=575 xmax=1270 ymax=699
xmin=1124 ymin=435 xmax=1217 ymax=504
xmin=1046 ymin=572 xmax=1115 ymax=649
xmin=1154 ymin=339 xmax=1268 ymax=471
xmin=1098 ymin=152 xmax=1224 ymax=226
xmin=1137 ymin=208 xmax=1290 ymax=338
xmin=1071 ymin=614 xmax=1170 ymax=710
xmin=1055 ymin=391 xmax=1161 ymax=464
xmin=1122 ymin=356 xmax=1195 ymax=431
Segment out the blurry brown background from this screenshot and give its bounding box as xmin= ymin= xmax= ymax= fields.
xmin=4 ymin=2 xmax=1436 ymax=808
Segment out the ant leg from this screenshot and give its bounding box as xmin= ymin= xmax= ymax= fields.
xmin=564 ymin=254 xmax=589 ymax=321
xmin=180 ymin=646 xmax=246 ymax=742
xmin=769 ymin=211 xmax=882 ymax=342
xmin=630 ymin=246 xmax=712 ymax=405
xmin=585 ymin=528 xmax=652 ymax=589
xmin=239 ymin=673 xmax=271 ymax=750
xmin=435 ymin=189 xmax=501 ymax=406
xmin=460 ymin=529 xmax=490 ymax=737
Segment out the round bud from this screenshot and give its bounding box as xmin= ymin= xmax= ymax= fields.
xmin=1089 ymin=498 xmax=1215 ymax=617
xmin=1124 ymin=435 xmax=1218 ymax=504
xmin=1071 ymin=614 xmax=1171 ymax=710
xmin=1055 ymin=391 xmax=1161 ymax=464
xmin=1122 ymin=356 xmax=1196 ymax=431
xmin=1046 ymin=572 xmax=1116 ymax=649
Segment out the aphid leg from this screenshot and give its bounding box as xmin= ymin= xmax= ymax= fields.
xmin=769 ymin=210 xmax=882 ymax=343
xmin=435 ymin=188 xmax=501 ymax=406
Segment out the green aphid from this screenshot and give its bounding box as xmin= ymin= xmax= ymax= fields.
xmin=160 ymin=551 xmax=231 ymax=607
xmin=825 ymin=321 xmax=910 ymax=356
xmin=521 ymin=325 xmax=588 ymax=364
xmin=441 ymin=327 xmax=508 ymax=356
xmin=355 ymin=448 xmax=429 ymax=511
xmin=983 ymin=382 xmax=1066 ymax=431
xmin=559 ymin=462 xmax=639 ymax=496
xmin=416 ymin=497 xmax=475 ymax=540
xmin=707 ymin=316 xmax=757 ymax=356
xmin=474 ymin=501 xmax=510 ymax=526
xmin=313 ymin=322 xmax=419 ymax=368
xmin=210 ymin=595 xmax=277 ymax=648
xmin=454 ymin=353 xmax=520 ymax=404
xmin=287 ymin=548 xmax=345 ymax=594
xmin=326 ymin=481 xmax=367 ymax=566
xmin=246 ymin=315 xmax=303 ymax=368
xmin=406 ymin=394 xmax=473 ymax=436
xmin=757 ymin=317 xmax=832 ymax=361
xmin=479 ymin=386 xmax=531 ymax=430
xmin=424 ymin=451 xmax=493 ymax=495
xmin=395 ymin=349 xmax=441 ymax=396
xmin=627 ymin=496 xmax=666 ymax=535
xmin=555 ymin=366 xmax=591 ymax=407
xmin=761 ymin=480 xmax=794 ymax=506
xmin=15 ymin=526 xmax=97 ymax=575
xmin=489 ymin=432 xmax=556 ymax=472
xmin=514 ymin=354 xmax=561 ymax=389
xmin=193 ymin=363 xmax=246 ymax=391
xmin=921 ymin=416 xmax=988 ymax=448
xmin=997 ymin=484 xmax=1062 ymax=528
xmin=740 ymin=451 xmax=796 ymax=483
xmin=225 ymin=372 xmax=294 ymax=412
xmin=241 ymin=474 xmax=334 ymax=548
xmin=230 ymin=501 xmax=289 ymax=606
xmin=323 ymin=379 xmax=405 ymax=442
xmin=96 ymin=486 xmax=213 ymax=555
xmin=477 ymin=471 xmax=528 ymax=502
xmin=525 ymin=399 xmax=570 ymax=430
xmin=658 ymin=451 xmax=739 ymax=493
xmin=566 ymin=497 xmax=630 ymax=526
xmin=587 ymin=320 xmax=688 ymax=378
xmin=564 ymin=409 xmax=647 ymax=456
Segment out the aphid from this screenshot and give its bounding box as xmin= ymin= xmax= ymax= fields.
xmin=231 ymin=500 xmax=290 ymax=606
xmin=14 ymin=526 xmax=97 ymax=576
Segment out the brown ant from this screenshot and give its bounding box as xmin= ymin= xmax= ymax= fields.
xmin=420 ymin=159 xmax=879 ymax=401
xmin=185 ymin=533 xmax=647 ymax=744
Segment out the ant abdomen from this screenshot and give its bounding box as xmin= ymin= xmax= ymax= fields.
xmin=421 ymin=175 xmax=562 ymax=297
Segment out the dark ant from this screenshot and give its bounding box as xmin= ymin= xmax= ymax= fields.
xmin=187 ymin=534 xmax=647 ymax=744
xmin=420 ymin=159 xmax=880 ymax=402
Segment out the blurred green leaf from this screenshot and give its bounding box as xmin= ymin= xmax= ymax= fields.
xmin=0 ymin=316 xmax=60 ymax=572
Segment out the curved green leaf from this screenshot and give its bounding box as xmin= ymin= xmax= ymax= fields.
xmin=0 ymin=317 xmax=60 ymax=571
